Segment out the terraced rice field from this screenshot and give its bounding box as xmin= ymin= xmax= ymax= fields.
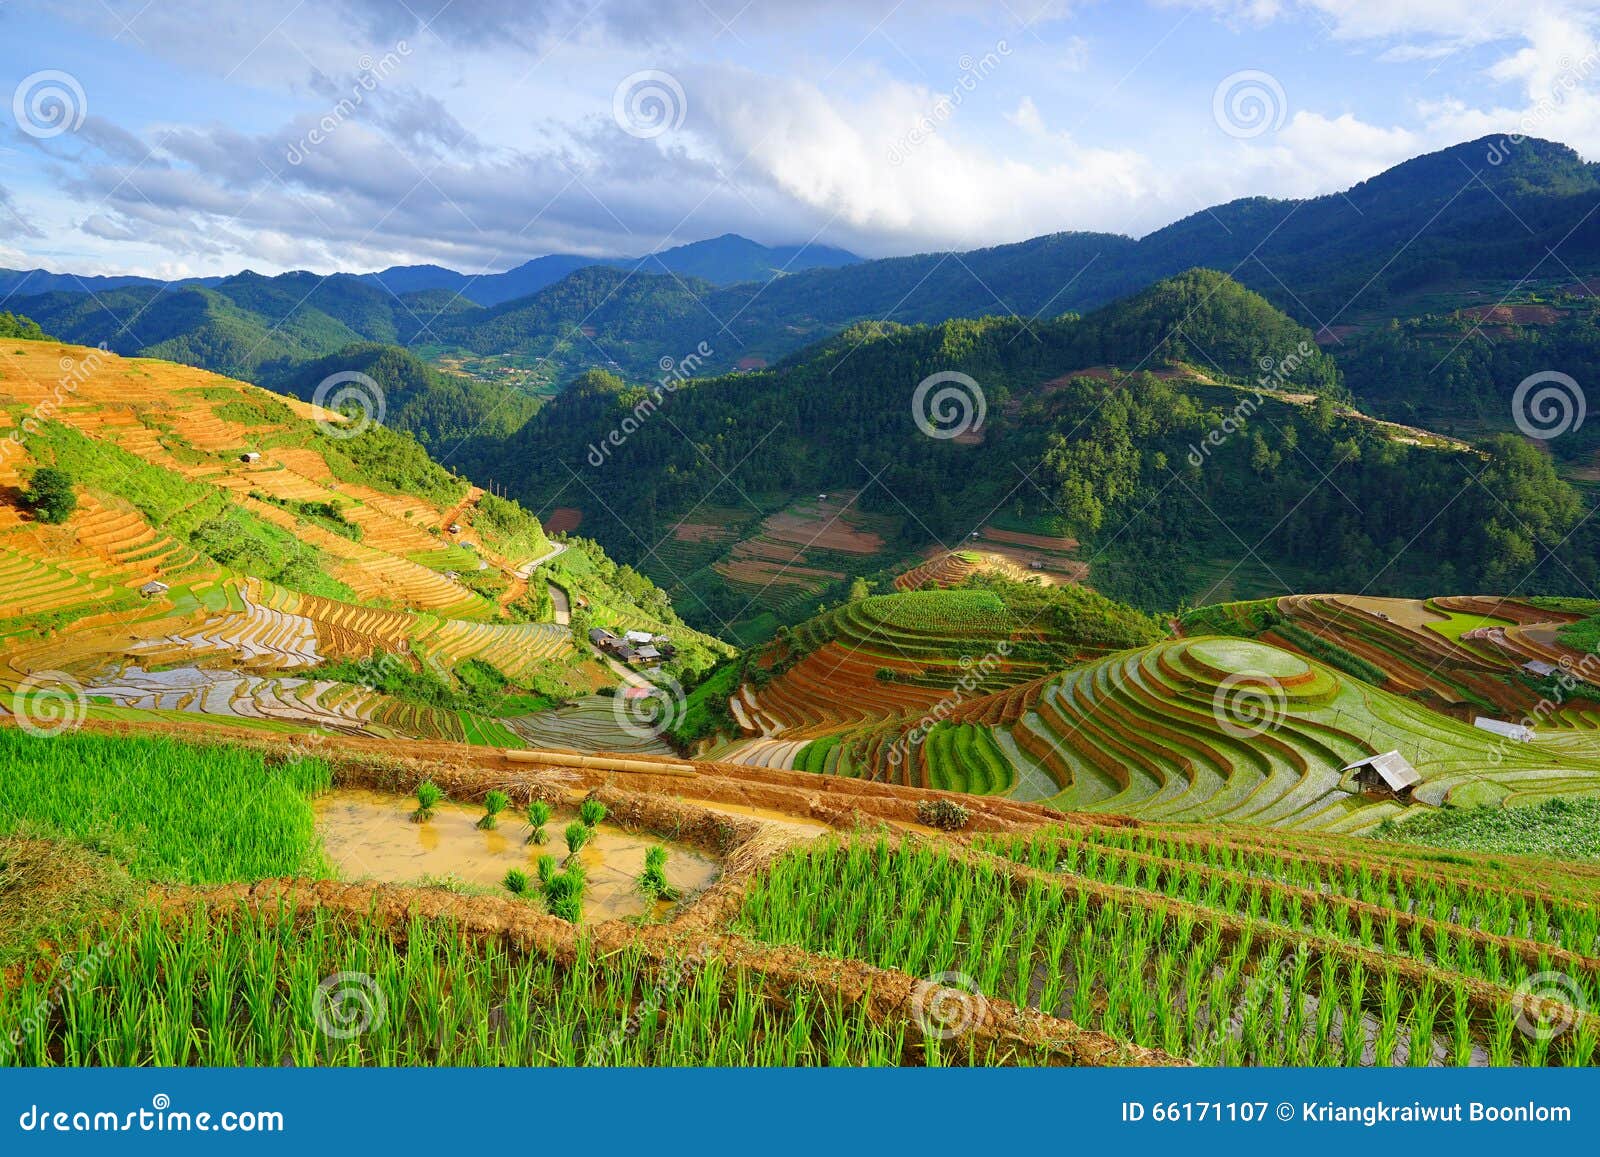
xmin=506 ymin=694 xmax=676 ymax=755
xmin=74 ymin=664 xmax=519 ymax=744
xmin=736 ymin=828 xmax=1600 ymax=1066
xmin=739 ymin=591 xmax=1081 ymax=739
xmin=1009 ymin=637 xmax=1600 ymax=830
xmin=710 ymin=493 xmax=898 ymax=616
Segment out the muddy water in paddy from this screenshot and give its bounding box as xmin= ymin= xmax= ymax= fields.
xmin=315 ymin=790 xmax=719 ymax=923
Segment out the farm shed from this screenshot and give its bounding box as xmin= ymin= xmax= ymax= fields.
xmin=635 ymin=645 xmax=661 ymax=661
xmin=624 ymin=630 xmax=654 ymax=645
xmin=240 ymin=451 xmax=261 ymax=463
xmin=1523 ymin=659 xmax=1558 ymax=677
xmin=588 ymin=628 xmax=619 ymax=648
xmin=1340 ymin=751 xmax=1421 ymax=799
xmin=1474 ymin=716 xmax=1534 ymax=742
xmin=138 ymin=580 xmax=169 ymax=597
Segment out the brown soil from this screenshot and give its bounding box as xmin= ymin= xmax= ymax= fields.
xmin=542 ymin=508 xmax=583 ymax=534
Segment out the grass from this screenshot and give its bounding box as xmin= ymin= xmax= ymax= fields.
xmin=0 ymin=905 xmax=1038 ymax=1067
xmin=737 ymin=833 xmax=1600 ymax=1067
xmin=0 ymin=838 xmax=139 ymax=969
xmin=1376 ymin=799 xmax=1600 ymax=861
xmin=1558 ymin=614 xmax=1600 ymax=653
xmin=0 ymin=729 xmax=329 ymax=883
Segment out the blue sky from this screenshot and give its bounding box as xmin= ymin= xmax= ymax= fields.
xmin=1 ymin=0 xmax=1596 ymax=277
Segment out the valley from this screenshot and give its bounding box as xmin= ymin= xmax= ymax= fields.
xmin=5 ymin=134 xmax=1600 ymax=1075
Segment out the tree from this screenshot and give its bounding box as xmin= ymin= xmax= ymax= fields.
xmin=23 ymin=467 xmax=77 ymax=524
xmin=847 ymin=576 xmax=871 ymax=602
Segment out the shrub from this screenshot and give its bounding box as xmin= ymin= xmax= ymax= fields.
xmin=23 ymin=466 xmax=77 ymax=525
xmin=578 ymin=798 xmax=606 ymax=827
xmin=477 ymin=789 xmax=509 ymax=830
xmin=411 ymin=780 xmax=443 ymax=823
xmin=916 ymin=798 xmax=971 ymax=832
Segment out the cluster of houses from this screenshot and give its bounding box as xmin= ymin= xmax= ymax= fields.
xmin=588 ymin=627 xmax=676 ymax=669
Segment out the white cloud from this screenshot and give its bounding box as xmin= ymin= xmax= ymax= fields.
xmin=1006 ymin=96 xmax=1046 ymax=132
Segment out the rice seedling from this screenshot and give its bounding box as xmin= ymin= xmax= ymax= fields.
xmin=526 ymin=799 xmax=552 ymax=844
xmin=503 ymin=868 xmax=530 ymax=895
xmin=535 ymin=854 xmax=558 ymax=886
xmin=577 ymin=798 xmax=606 ymax=828
xmin=564 ymin=821 xmax=591 ymax=858
xmin=412 ymin=780 xmax=443 ymax=823
xmin=544 ymin=870 xmax=585 ymax=924
xmin=0 ymin=729 xmax=328 ymax=883
xmin=637 ymin=845 xmax=676 ymax=900
xmin=477 ymin=790 xmax=509 ymax=831
xmin=1 ymin=904 xmax=1040 ymax=1067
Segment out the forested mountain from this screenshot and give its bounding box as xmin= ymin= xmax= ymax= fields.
xmin=474 ymin=269 xmax=1593 ymax=615
xmin=363 ymin=233 xmax=860 ymax=306
xmin=17 ymin=137 xmax=1600 ymax=395
xmin=262 ymin=344 xmax=538 ymax=457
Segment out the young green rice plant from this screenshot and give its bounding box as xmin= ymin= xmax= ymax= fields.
xmin=503 ymin=867 xmax=529 ymax=895
xmin=526 ymin=799 xmax=552 ymax=844
xmin=535 ymin=854 xmax=558 ymax=887
xmin=637 ymin=845 xmax=676 ymax=900
xmin=564 ymin=821 xmax=591 ymax=858
xmin=5 ymin=903 xmax=1041 ymax=1067
xmin=412 ymin=780 xmax=443 ymax=823
xmin=477 ymin=790 xmax=509 ymax=831
xmin=0 ymin=728 xmax=329 ymax=883
xmin=577 ymin=798 xmax=607 ymax=828
xmin=543 ymin=869 xmax=585 ymax=923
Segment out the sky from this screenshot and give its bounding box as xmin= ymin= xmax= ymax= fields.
xmin=2 ymin=0 xmax=1600 ymax=278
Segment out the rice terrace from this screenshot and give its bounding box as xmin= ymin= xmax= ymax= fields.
xmin=10 ymin=10 xmax=1600 ymax=1129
